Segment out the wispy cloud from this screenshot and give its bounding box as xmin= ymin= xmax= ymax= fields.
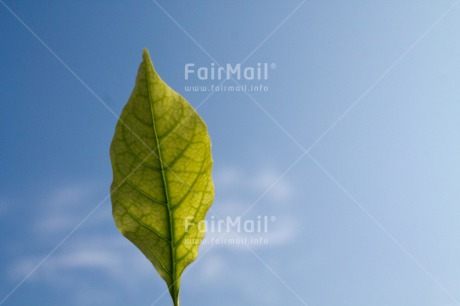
xmin=203 ymin=165 xmax=300 ymax=249
xmin=6 ymin=169 xmax=299 ymax=304
xmin=250 ymin=168 xmax=294 ymax=202
xmin=9 ymin=235 xmax=154 ymax=287
xmin=215 ymin=165 xmax=294 ymax=203
xmin=9 ymin=180 xmax=176 ymax=289
xmin=7 ymin=231 xmax=169 ymax=306
xmin=33 ymin=182 xmax=107 ymax=233
xmin=193 ymin=252 xmax=225 ymax=282
xmin=214 ymin=166 xmax=240 ymax=187
xmin=187 ymin=250 xmax=284 ymax=304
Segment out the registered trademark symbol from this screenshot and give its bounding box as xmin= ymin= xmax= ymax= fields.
xmin=270 ymin=63 xmax=277 ymax=70
xmin=270 ymin=216 xmax=277 ymax=222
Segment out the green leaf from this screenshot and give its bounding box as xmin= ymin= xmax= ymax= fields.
xmin=109 ymin=49 xmax=214 ymax=306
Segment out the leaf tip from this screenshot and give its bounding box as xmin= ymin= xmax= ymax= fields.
xmin=142 ymin=48 xmax=157 ymax=74
xmin=142 ymin=48 xmax=151 ymax=62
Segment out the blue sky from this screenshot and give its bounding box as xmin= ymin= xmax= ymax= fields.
xmin=1 ymin=1 xmax=460 ymax=305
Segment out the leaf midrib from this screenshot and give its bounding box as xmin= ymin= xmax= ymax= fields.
xmin=145 ymin=60 xmax=178 ymax=300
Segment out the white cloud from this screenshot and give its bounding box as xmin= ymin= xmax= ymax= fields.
xmin=8 ymin=181 xmax=155 ymax=292
xmin=8 ymin=235 xmax=154 ymax=289
xmin=203 ymin=166 xmax=300 ymax=249
xmin=194 ymin=253 xmax=226 ymax=282
xmin=34 ymin=182 xmax=107 ymax=233
xmin=51 ymin=248 xmax=119 ymax=270
xmin=264 ymin=215 xmax=299 ymax=246
xmin=250 ymin=169 xmax=294 ymax=202
xmin=36 ymin=214 xmax=78 ymax=233
xmin=7 ymin=233 xmax=169 ymax=306
xmin=214 ymin=165 xmax=294 ymax=205
xmin=6 ymin=171 xmax=299 ymax=304
xmin=45 ymin=185 xmax=93 ymax=207
xmin=187 ymin=249 xmax=285 ymax=304
xmin=214 ymin=166 xmax=240 ymax=187
xmin=212 ymin=199 xmax=249 ymax=216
